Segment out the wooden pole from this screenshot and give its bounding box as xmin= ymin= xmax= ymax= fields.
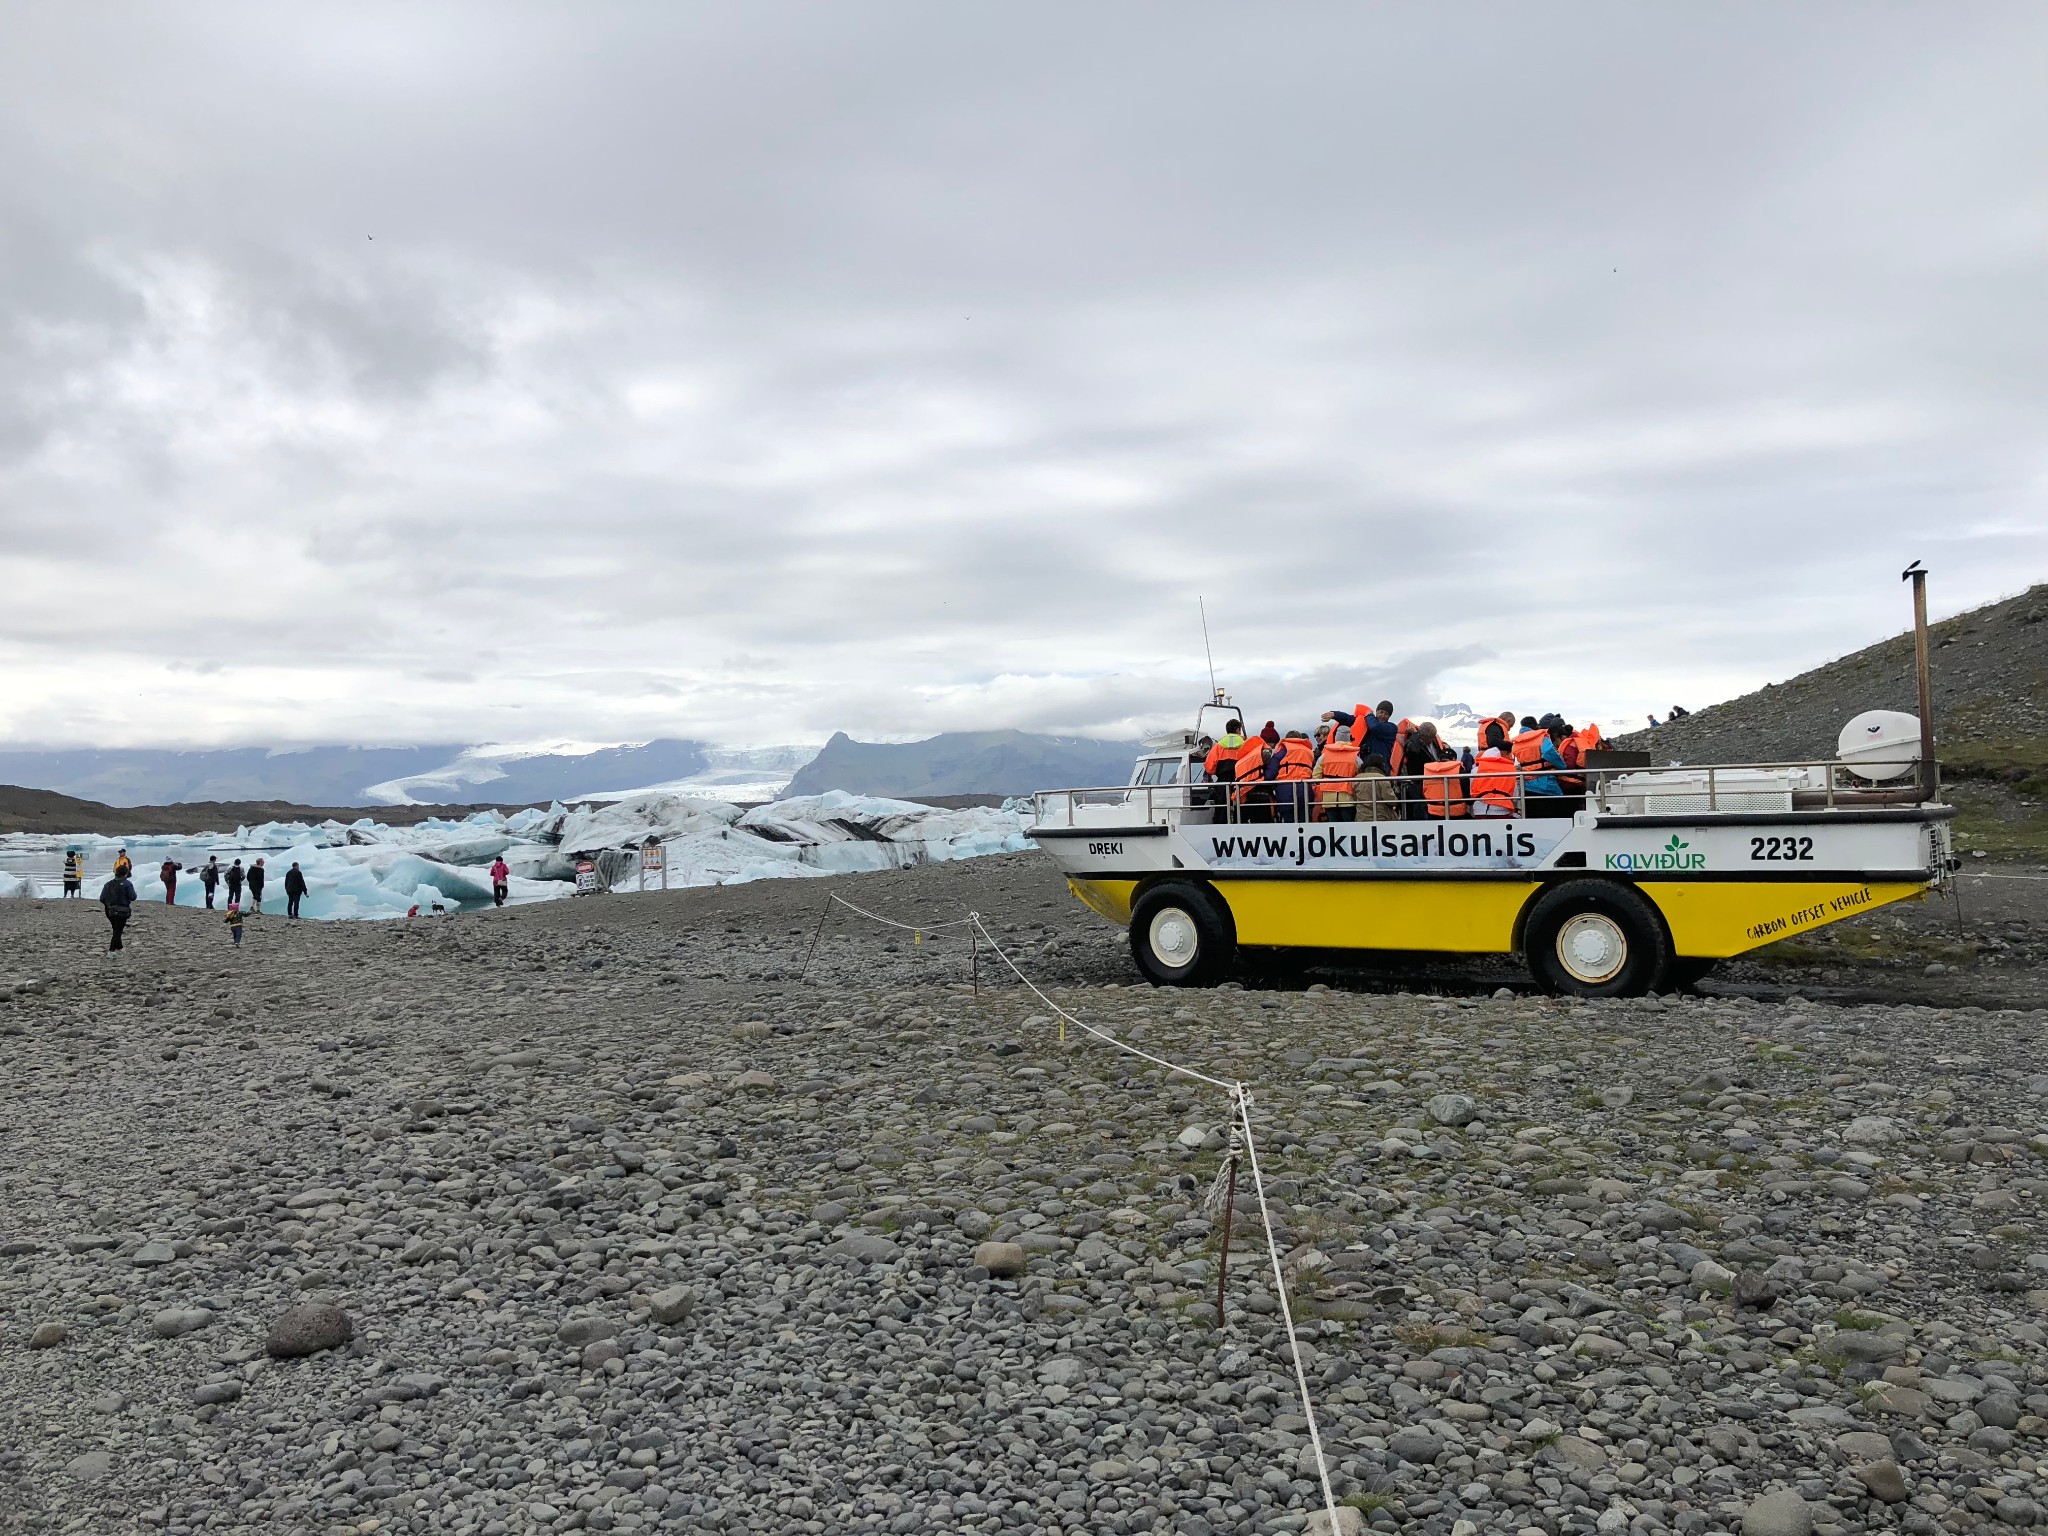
xmin=1904 ymin=562 xmax=1936 ymax=799
xmin=1215 ymin=1152 xmax=1238 ymax=1328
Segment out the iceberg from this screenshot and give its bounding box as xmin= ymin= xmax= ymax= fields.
xmin=0 ymin=789 xmax=1032 ymax=922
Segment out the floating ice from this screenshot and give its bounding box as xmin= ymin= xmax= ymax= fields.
xmin=0 ymin=790 xmax=1031 ymax=921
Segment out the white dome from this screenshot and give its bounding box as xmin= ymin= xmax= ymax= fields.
xmin=1837 ymin=710 xmax=1923 ymax=780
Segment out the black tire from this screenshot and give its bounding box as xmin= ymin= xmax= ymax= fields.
xmin=1129 ymin=883 xmax=1235 ymax=987
xmin=1523 ymin=880 xmax=1671 ymax=999
xmin=1668 ymin=957 xmax=1719 ymax=991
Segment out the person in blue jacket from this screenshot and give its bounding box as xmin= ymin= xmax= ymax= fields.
xmin=1319 ymin=701 xmax=1399 ymax=768
xmin=1524 ymin=716 xmax=1573 ymax=816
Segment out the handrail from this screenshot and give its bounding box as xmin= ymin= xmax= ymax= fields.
xmin=1029 ymin=756 xmax=1939 ymax=829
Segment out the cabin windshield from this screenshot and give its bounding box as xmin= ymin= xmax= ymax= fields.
xmin=1132 ymin=757 xmax=1187 ymax=787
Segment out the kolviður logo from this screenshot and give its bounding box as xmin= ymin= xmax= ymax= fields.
xmin=1604 ymin=834 xmax=1706 ymax=872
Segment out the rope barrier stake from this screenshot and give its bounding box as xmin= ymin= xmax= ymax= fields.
xmin=1214 ymin=1150 xmax=1238 ymax=1328
xmin=798 ymin=892 xmax=833 ymax=983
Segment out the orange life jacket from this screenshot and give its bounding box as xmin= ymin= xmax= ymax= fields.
xmin=1390 ymin=719 xmax=1414 ymax=776
xmin=1511 ymin=727 xmax=1549 ymax=771
xmin=1562 ymin=724 xmax=1602 ymax=792
xmin=1421 ymin=758 xmax=1469 ymax=818
xmin=1233 ymin=739 xmax=1269 ymax=799
xmin=1314 ymin=742 xmax=1359 ymax=809
xmin=1275 ymin=738 xmax=1313 ymax=780
xmin=1469 ymin=747 xmax=1518 ymax=814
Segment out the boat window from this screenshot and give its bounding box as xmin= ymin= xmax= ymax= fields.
xmin=1134 ymin=758 xmax=1182 ymax=786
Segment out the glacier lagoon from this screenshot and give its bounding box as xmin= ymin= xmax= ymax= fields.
xmin=0 ymin=791 xmax=1032 ymax=920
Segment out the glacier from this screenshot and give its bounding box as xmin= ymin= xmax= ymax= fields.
xmin=0 ymin=791 xmax=1032 ymax=922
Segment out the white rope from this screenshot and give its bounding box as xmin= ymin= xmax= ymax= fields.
xmin=817 ymin=896 xmax=1344 ymax=1525
xmin=1955 ymin=872 xmax=2048 ymax=881
xmin=966 ymin=913 xmax=1238 ymax=1092
xmin=1235 ymin=1085 xmax=1343 ymax=1534
xmin=824 ymin=892 xmax=976 ymax=935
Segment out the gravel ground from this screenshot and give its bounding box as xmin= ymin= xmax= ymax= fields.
xmin=3 ymin=855 xmax=2046 ymax=1536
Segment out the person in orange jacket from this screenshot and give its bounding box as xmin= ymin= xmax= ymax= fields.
xmin=1272 ymin=731 xmax=1314 ymax=823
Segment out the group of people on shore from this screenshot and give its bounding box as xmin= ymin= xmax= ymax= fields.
xmin=77 ymin=849 xmax=314 ymax=952
xmin=1195 ymin=701 xmax=1603 ymax=823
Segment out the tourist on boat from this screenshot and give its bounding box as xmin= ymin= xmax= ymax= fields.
xmin=1320 ymin=701 xmax=1399 ymax=768
xmin=1273 ymin=730 xmax=1314 ymax=823
xmin=1313 ymin=726 xmax=1360 ymax=821
xmin=1197 ymin=720 xmax=1244 ymax=811
xmin=1545 ymin=719 xmax=1586 ymax=815
xmin=1233 ymin=730 xmax=1272 ymax=820
xmin=1470 ymin=723 xmax=1518 ymax=817
xmin=1202 ymin=720 xmax=1246 ymax=777
xmin=1519 ymin=717 xmax=1571 ymax=817
xmin=1356 ymin=754 xmax=1399 ymax=820
xmin=1398 ymin=721 xmax=1456 ymax=820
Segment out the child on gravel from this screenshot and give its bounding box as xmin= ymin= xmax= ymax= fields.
xmin=225 ymin=902 xmax=244 ymax=947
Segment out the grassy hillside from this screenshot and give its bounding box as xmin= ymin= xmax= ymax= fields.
xmin=1616 ymin=582 xmax=2048 ymax=856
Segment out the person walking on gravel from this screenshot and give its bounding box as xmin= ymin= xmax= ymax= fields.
xmin=98 ymin=869 xmax=137 ymax=952
xmin=489 ymin=855 xmax=510 ymax=908
xmin=62 ymin=850 xmax=83 ymax=897
xmin=225 ymin=858 xmax=244 ymax=906
xmin=283 ymin=861 xmax=308 ymax=919
xmin=224 ymin=902 xmax=245 ymax=948
xmin=247 ymin=858 xmax=267 ymax=914
xmin=159 ymin=857 xmax=179 ymax=905
xmin=199 ymin=856 xmax=221 ymax=910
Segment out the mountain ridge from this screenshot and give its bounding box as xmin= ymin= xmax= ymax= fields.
xmin=783 ymin=730 xmax=1141 ymax=799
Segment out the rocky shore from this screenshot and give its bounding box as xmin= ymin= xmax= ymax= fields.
xmin=3 ymin=854 xmax=2045 ymax=1535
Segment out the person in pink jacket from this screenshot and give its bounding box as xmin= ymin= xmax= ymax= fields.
xmin=489 ymin=857 xmax=511 ymax=908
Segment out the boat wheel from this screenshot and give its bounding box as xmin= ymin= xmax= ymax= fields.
xmin=1129 ymin=883 xmax=1234 ymax=987
xmin=1524 ymin=880 xmax=1670 ymax=998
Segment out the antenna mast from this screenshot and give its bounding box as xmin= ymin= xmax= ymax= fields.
xmin=1199 ymin=596 xmax=1219 ymax=702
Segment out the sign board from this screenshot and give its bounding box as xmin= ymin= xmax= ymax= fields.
xmin=574 ymin=858 xmax=600 ymax=896
xmin=639 ymin=841 xmax=667 ymax=891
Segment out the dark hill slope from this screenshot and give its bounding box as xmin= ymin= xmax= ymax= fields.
xmin=1614 ymin=583 xmax=2048 ymax=780
xmin=0 ymin=785 xmax=536 ymax=837
xmin=784 ymin=731 xmax=1141 ymax=799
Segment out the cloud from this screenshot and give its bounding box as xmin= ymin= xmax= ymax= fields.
xmin=0 ymin=4 xmax=2043 ymax=750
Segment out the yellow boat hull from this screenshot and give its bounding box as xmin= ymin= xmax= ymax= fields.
xmin=1069 ymin=875 xmax=1925 ymax=960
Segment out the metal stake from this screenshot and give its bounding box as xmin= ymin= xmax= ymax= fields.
xmin=1215 ymin=1150 xmax=1239 ymax=1328
xmin=1903 ymin=561 xmax=1937 ymax=799
xmin=798 ymin=894 xmax=833 ymax=983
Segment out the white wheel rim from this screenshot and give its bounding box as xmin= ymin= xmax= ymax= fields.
xmin=1148 ymin=907 xmax=1200 ymax=970
xmin=1556 ymin=912 xmax=1627 ymax=985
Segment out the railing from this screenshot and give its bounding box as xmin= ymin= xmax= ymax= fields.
xmin=1030 ymin=757 xmax=1938 ymax=830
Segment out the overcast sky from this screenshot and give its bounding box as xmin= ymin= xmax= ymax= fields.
xmin=2 ymin=4 xmax=2042 ymax=751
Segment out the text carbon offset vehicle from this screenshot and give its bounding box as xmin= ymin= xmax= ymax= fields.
xmin=1030 ymin=700 xmax=1957 ymax=998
